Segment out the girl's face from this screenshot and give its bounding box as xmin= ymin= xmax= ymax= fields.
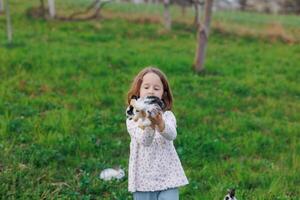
xmin=140 ymin=72 xmax=164 ymax=99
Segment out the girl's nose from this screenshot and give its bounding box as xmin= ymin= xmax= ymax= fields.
xmin=148 ymin=91 xmax=154 ymax=96
xmin=149 ymin=88 xmax=155 ymax=93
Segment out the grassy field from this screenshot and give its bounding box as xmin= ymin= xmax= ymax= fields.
xmin=0 ymin=1 xmax=300 ymax=199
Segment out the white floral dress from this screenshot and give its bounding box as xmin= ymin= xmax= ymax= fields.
xmin=126 ymin=110 xmax=189 ymax=192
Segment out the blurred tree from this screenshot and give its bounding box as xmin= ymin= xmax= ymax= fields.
xmin=25 ymin=0 xmax=46 ymax=19
xmin=48 ymin=0 xmax=55 ymax=18
xmin=283 ymin=0 xmax=300 ymax=14
xmin=194 ymin=0 xmax=213 ymax=73
xmin=193 ymin=0 xmax=200 ymax=26
xmin=0 ymin=0 xmax=4 ymax=13
xmin=132 ymin=0 xmax=144 ymax=3
xmin=193 ymin=0 xmax=205 ymax=27
xmin=94 ymin=0 xmax=108 ymax=18
xmin=239 ymin=0 xmax=247 ymax=11
xmin=27 ymin=0 xmax=111 ymax=20
xmin=171 ymin=0 xmax=205 ymax=27
xmin=65 ymin=0 xmax=112 ymax=20
xmin=39 ymin=0 xmax=46 ymax=18
xmin=163 ymin=0 xmax=171 ymax=30
xmin=5 ymin=0 xmax=12 ymax=44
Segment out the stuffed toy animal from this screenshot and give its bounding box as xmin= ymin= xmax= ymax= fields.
xmin=126 ymin=95 xmax=165 ymax=129
xmin=224 ymin=189 xmax=237 ymax=200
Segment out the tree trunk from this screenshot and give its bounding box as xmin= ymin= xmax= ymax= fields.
xmin=94 ymin=0 xmax=101 ymax=18
xmin=5 ymin=0 xmax=12 ymax=44
xmin=40 ymin=0 xmax=45 ymax=9
xmin=163 ymin=0 xmax=171 ymax=30
xmin=94 ymin=0 xmax=112 ymax=19
xmin=0 ymin=0 xmax=4 ymax=13
xmin=181 ymin=5 xmax=186 ymax=17
xmin=40 ymin=0 xmax=46 ymax=18
xmin=239 ymin=0 xmax=247 ymax=11
xmin=193 ymin=0 xmax=200 ymax=27
xmin=194 ymin=0 xmax=213 ymax=73
xmin=48 ymin=0 xmax=55 ymax=18
xmin=133 ymin=0 xmax=144 ymax=3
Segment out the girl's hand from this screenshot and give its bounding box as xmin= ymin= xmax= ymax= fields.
xmin=149 ymin=112 xmax=165 ymax=132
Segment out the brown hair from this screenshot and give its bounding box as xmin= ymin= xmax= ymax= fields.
xmin=126 ymin=67 xmax=173 ymax=111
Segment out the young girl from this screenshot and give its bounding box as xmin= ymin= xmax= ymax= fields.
xmin=126 ymin=67 xmax=189 ymax=200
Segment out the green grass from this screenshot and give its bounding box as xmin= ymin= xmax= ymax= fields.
xmin=0 ymin=1 xmax=300 ymax=199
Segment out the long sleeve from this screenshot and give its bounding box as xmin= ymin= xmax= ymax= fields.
xmin=126 ymin=119 xmax=155 ymax=146
xmin=127 ymin=110 xmax=189 ymax=192
xmin=158 ymin=111 xmax=177 ymax=141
